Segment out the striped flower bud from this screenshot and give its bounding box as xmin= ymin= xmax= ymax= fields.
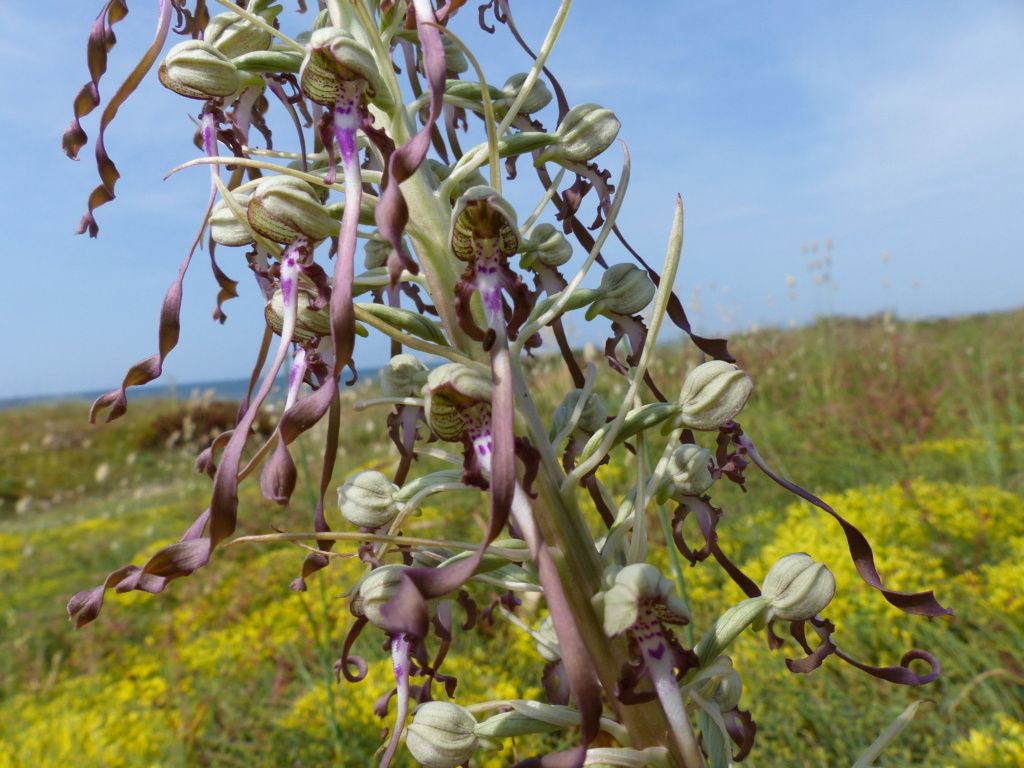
xmin=761 ymin=553 xmax=836 ymax=622
xmin=498 ymin=73 xmax=553 ymax=115
xmin=248 ymin=176 xmax=338 ymax=244
xmin=520 ymin=223 xmax=572 ymax=268
xmin=586 ymin=263 xmax=656 ymax=319
xmin=658 ymin=444 xmax=714 ymax=501
xmin=449 ymin=186 xmax=520 ymax=263
xmin=536 ymin=103 xmax=620 ymax=165
xmin=337 ymin=471 xmax=401 ymax=529
xmin=357 ymin=564 xmax=436 ymax=629
xmin=209 ymin=193 xmax=254 ymax=247
xmin=158 ymin=41 xmax=240 ymax=100
xmin=363 ymin=236 xmax=391 ymax=270
xmin=204 ymin=2 xmax=279 ymax=59
xmin=550 ymin=389 xmax=607 ymax=438
xmin=381 ymin=354 xmax=428 ymax=399
xmin=264 ymin=286 xmax=331 ymax=342
xmin=406 ymin=702 xmax=480 ymax=768
xmin=678 ymin=361 xmax=753 ymax=431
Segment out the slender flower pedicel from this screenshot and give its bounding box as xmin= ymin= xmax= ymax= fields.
xmin=63 ymin=2 xmax=954 ymax=766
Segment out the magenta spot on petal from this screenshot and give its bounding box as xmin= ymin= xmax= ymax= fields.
xmin=648 ymin=643 xmax=666 ymax=660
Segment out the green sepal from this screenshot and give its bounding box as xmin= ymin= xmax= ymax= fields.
xmin=356 ymin=303 xmax=449 ymax=347
xmin=579 ymin=402 xmax=682 ymax=464
xmin=232 ymin=50 xmax=303 ymax=74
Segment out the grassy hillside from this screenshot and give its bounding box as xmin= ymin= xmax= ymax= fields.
xmin=1 ymin=309 xmax=1021 ymax=767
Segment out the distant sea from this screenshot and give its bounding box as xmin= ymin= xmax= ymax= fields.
xmin=0 ymin=368 xmax=380 ymax=411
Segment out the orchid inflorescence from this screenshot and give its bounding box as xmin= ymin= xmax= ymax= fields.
xmin=63 ymin=1 xmax=953 ymax=766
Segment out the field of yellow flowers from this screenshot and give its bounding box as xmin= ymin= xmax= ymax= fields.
xmin=1 ymin=310 xmax=1021 ymax=767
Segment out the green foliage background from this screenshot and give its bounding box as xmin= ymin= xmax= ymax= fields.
xmin=2 ymin=310 xmax=1022 ymax=767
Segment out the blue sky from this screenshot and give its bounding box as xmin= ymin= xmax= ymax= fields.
xmin=3 ymin=1 xmax=1022 ymax=399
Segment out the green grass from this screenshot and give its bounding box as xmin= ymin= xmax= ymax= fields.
xmin=1 ymin=309 xmax=1022 ymax=767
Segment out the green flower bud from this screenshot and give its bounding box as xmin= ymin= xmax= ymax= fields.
xmin=497 ymin=73 xmax=553 ymax=115
xmin=337 ymin=470 xmax=401 ymax=529
xmin=381 ymin=354 xmax=429 ymax=399
xmin=357 ymin=564 xmax=437 ymax=630
xmin=550 ymin=389 xmax=607 ymax=439
xmin=363 ymin=236 xmax=391 ymax=270
xmin=761 ymin=553 xmax=836 ymax=622
xmin=657 ymin=444 xmax=714 ymax=502
xmin=535 ymin=616 xmax=561 ymax=663
xmin=424 ymin=363 xmax=492 ymax=441
xmin=158 ymin=40 xmax=240 ymax=100
xmin=209 ymin=193 xmax=254 ymax=247
xmin=406 ymin=701 xmax=480 ymax=768
xmin=677 ymin=361 xmax=753 ymax=431
xmin=450 ymin=186 xmax=520 ymax=262
xmin=300 ymin=27 xmax=389 ymax=109
xmin=520 ymin=223 xmax=572 ymax=269
xmin=712 ymin=666 xmax=743 ymax=712
xmin=248 ymin=176 xmax=338 ymax=244
xmin=586 ymin=263 xmax=656 ymax=319
xmin=599 ymin=563 xmax=689 ymax=638
xmin=441 ymin=35 xmax=469 ymax=75
xmin=205 ymin=3 xmax=278 ymax=59
xmin=536 ymin=103 xmax=620 ymax=165
xmin=264 ymin=286 xmax=331 ymax=342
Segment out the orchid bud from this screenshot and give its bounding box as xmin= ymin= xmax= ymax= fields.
xmin=248 ymin=176 xmax=338 ymax=244
xmin=586 ymin=263 xmax=656 ymax=319
xmin=264 ymin=286 xmax=331 ymax=342
xmin=450 ymin=186 xmax=520 ymax=262
xmin=440 ymin=35 xmax=469 ymax=75
xmin=205 ymin=1 xmax=280 ymax=59
xmin=520 ymin=223 xmax=572 ymax=269
xmin=536 ymin=103 xmax=620 ymax=165
xmin=534 ymin=616 xmax=561 ymax=663
xmin=424 ymin=363 xmax=492 ymax=441
xmin=599 ymin=563 xmax=689 ymax=638
xmin=712 ymin=666 xmax=744 ymax=712
xmin=357 ymin=564 xmax=436 ymax=630
xmin=337 ymin=471 xmax=401 ymax=529
xmin=363 ymin=237 xmax=391 ymax=270
xmin=405 ymin=701 xmax=480 ymax=768
xmin=300 ymin=27 xmax=389 ymax=110
xmin=677 ymin=361 xmax=753 ymax=431
xmin=657 ymin=444 xmax=714 ymax=502
xmin=498 ymin=73 xmax=553 ymax=115
xmin=209 ymin=193 xmax=254 ymax=247
xmin=381 ymin=354 xmax=428 ymax=399
xmin=158 ymin=41 xmax=240 ymax=100
xmin=550 ymin=389 xmax=607 ymax=439
xmin=761 ymin=553 xmax=836 ymax=622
